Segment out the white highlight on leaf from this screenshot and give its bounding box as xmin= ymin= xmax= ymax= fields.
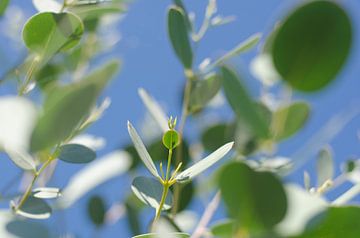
xmin=33 ymin=187 xmax=61 ymax=199
xmin=175 ymin=142 xmax=234 ymax=183
xmin=33 ymin=0 xmax=62 ymax=13
xmin=250 ymin=54 xmax=280 ymax=87
xmin=70 ymin=134 xmax=106 ymax=151
xmin=138 ymin=88 xmax=168 ymax=133
xmin=127 ymin=121 xmax=160 ymax=178
xmin=56 ymin=150 xmax=131 ymax=208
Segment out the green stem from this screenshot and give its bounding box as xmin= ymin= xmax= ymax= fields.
xmin=165 ymin=149 xmax=173 ymax=181
xmin=154 ymin=184 xmax=170 ymax=221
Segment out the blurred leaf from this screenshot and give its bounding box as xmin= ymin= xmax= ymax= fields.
xmin=211 ymin=219 xmax=235 ymax=238
xmin=35 ymin=64 xmax=64 ymax=90
xmin=127 ymin=122 xmax=160 ymax=178
xmin=0 ymin=0 xmax=9 ymax=16
xmin=131 ymin=176 xmax=173 ymax=210
xmin=222 ymin=66 xmax=270 ymax=138
xmin=138 ymin=88 xmax=169 ymax=132
xmin=16 ymin=196 xmax=52 ymax=219
xmin=133 ymin=233 xmax=190 ymax=238
xmin=32 ymin=187 xmax=61 ymax=199
xmin=56 ymin=150 xmax=131 ymax=208
xmin=294 ymin=207 xmax=360 ymax=238
xmin=175 ymin=142 xmax=233 ymax=183
xmin=173 ymin=0 xmax=192 ymax=32
xmin=201 ymin=123 xmax=234 ymax=152
xmin=58 ymin=143 xmax=96 ymax=164
xmin=87 ymin=195 xmax=106 ymax=227
xmin=68 ymin=3 xmax=124 ymax=20
xmin=33 ymin=0 xmax=62 ymax=13
xmin=316 ymin=146 xmax=333 ymax=186
xmin=6 ymin=220 xmax=50 ymax=238
xmin=4 ymin=148 xmax=36 ymax=171
xmin=23 ymin=12 xmax=84 ymax=63
xmin=172 ymin=181 xmax=194 ymax=212
xmin=219 ymin=162 xmax=287 ymax=233
xmin=272 ymin=1 xmax=352 ymax=91
xmin=303 ymin=171 xmax=311 ymax=191
xmin=125 ymin=199 xmax=142 ymax=236
xmin=162 ymin=130 xmax=181 ymax=150
xmin=168 ymin=6 xmax=193 ymax=69
xmin=271 ymin=102 xmax=310 ymax=141
xmin=188 ymin=73 xmax=222 ymax=113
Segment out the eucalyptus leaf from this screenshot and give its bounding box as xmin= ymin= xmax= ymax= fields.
xmin=211 ymin=219 xmax=235 ymax=238
xmin=0 ymin=0 xmax=9 ymax=16
xmin=68 ymin=3 xmax=124 ymax=20
xmin=219 ymin=162 xmax=287 ymax=232
xmin=138 ymin=88 xmax=168 ymax=132
xmin=23 ymin=12 xmax=84 ymax=63
xmin=201 ymin=123 xmax=232 ymax=152
xmin=16 ymin=196 xmax=52 ymax=219
xmin=87 ymin=195 xmax=106 ymax=227
xmin=56 ymin=150 xmax=131 ymax=208
xmin=133 ymin=233 xmax=189 ymax=238
xmin=168 ymin=6 xmax=193 ymax=69
xmin=271 ymin=102 xmax=310 ymax=141
xmin=272 ymin=1 xmax=352 ymax=91
xmin=58 ymin=143 xmax=96 ymax=164
xmin=316 ymin=146 xmax=333 ymax=186
xmin=32 ymin=187 xmax=61 ymax=199
xmin=33 ymin=0 xmax=62 ymax=13
xmin=222 ymin=66 xmax=270 ymax=138
xmin=127 ymin=121 xmax=160 ymax=178
xmin=6 ymin=220 xmax=50 ymax=238
xmin=4 ymin=148 xmax=36 ymax=171
xmin=131 ymin=176 xmax=173 ymax=210
xmin=175 ymin=141 xmax=233 ymax=183
xmin=162 ymin=130 xmax=180 ymax=150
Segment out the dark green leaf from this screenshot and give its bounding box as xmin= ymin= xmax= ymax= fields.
xmin=162 ymin=130 xmax=181 ymax=150
xmin=16 ymin=196 xmax=52 ymax=219
xmin=58 ymin=144 xmax=96 ymax=164
xmin=125 ymin=198 xmax=142 ymax=236
xmin=201 ymin=123 xmax=233 ymax=152
xmin=6 ymin=220 xmax=50 ymax=238
xmin=271 ymin=102 xmax=310 ymax=141
xmin=87 ymin=195 xmax=106 ymax=227
xmin=222 ymin=66 xmax=270 ymax=138
xmin=219 ymin=162 xmax=287 ymax=233
xmin=272 ymin=1 xmax=352 ymax=91
xmin=168 ymin=6 xmax=193 ymax=69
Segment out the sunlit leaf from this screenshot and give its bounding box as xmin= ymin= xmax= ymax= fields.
xmin=23 ymin=12 xmax=84 ymax=63
xmin=0 ymin=0 xmax=9 ymax=16
xmin=168 ymin=6 xmax=193 ymax=69
xmin=68 ymin=3 xmax=124 ymax=20
xmin=272 ymin=1 xmax=352 ymax=91
xmin=271 ymin=102 xmax=310 ymax=141
xmin=56 ymin=150 xmax=131 ymax=208
xmin=87 ymin=195 xmax=106 ymax=227
xmin=16 ymin=196 xmax=52 ymax=219
xmin=222 ymin=66 xmax=270 ymax=138
xmin=175 ymin=142 xmax=233 ymax=183
xmin=33 ymin=0 xmax=62 ymax=13
xmin=131 ymin=176 xmax=173 ymax=210
xmin=211 ymin=219 xmax=235 ymax=238
xmin=32 ymin=187 xmax=61 ymax=199
xmin=58 ymin=143 xmax=96 ymax=164
xmin=127 ymin=121 xmax=160 ymax=178
xmin=219 ymin=162 xmax=287 ymax=233
xmin=133 ymin=233 xmax=190 ymax=238
xmin=4 ymin=148 xmax=36 ymax=171
xmin=316 ymin=146 xmax=333 ymax=186
xmin=162 ymin=130 xmax=181 ymax=150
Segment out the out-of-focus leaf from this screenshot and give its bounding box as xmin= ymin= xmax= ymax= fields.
xmin=168 ymin=6 xmax=193 ymax=69
xmin=68 ymin=3 xmax=124 ymax=20
xmin=56 ymin=150 xmax=131 ymax=208
xmin=316 ymin=146 xmax=333 ymax=186
xmin=33 ymin=0 xmax=62 ymax=13
xmin=222 ymin=66 xmax=270 ymax=138
xmin=16 ymin=196 xmax=52 ymax=219
xmin=188 ymin=73 xmax=222 ymax=113
xmin=211 ymin=219 xmax=235 ymax=238
xmin=219 ymin=162 xmax=287 ymax=233
xmin=35 ymin=64 xmax=64 ymax=90
xmin=6 ymin=219 xmax=50 ymax=238
xmin=272 ymin=1 xmax=352 ymax=92
xmin=88 ymin=195 xmax=106 ymax=227
xmin=294 ymin=207 xmax=360 ymax=238
xmin=23 ymin=12 xmax=84 ymax=63
xmin=138 ymin=88 xmax=169 ymax=132
xmin=133 ymin=233 xmax=190 ymax=238
xmin=175 ymin=142 xmax=233 ymax=183
xmin=131 ymin=176 xmax=173 ymax=210
xmin=271 ymin=102 xmax=310 ymax=141
xmin=303 ymin=171 xmax=311 ymax=191
xmin=127 ymin=122 xmax=160 ymax=178
xmin=4 ymin=148 xmax=36 ymax=171
xmin=201 ymin=123 xmax=233 ymax=152
xmin=32 ymin=187 xmax=61 ymax=199
xmin=0 ymin=96 xmax=37 ymax=151
xmin=172 ymin=181 xmax=194 ymax=212
xmin=125 ymin=199 xmax=142 ymax=236
xmin=0 ymin=0 xmax=9 ymax=16
xmin=58 ymin=143 xmax=96 ymax=164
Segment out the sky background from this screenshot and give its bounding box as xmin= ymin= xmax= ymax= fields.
xmin=0 ymin=0 xmax=359 ymax=237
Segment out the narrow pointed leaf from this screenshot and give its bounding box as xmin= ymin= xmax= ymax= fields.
xmin=58 ymin=144 xmax=96 ymax=164
xmin=138 ymin=88 xmax=168 ymax=132
xmin=16 ymin=196 xmax=52 ymax=219
xmin=4 ymin=148 xmax=36 ymax=171
xmin=133 ymin=233 xmax=189 ymax=238
xmin=175 ymin=142 xmax=234 ymax=183
xmin=32 ymin=187 xmax=61 ymax=199
xmin=127 ymin=122 xmax=160 ymax=178
xmin=0 ymin=0 xmax=9 ymax=16
xmin=316 ymin=146 xmax=333 ymax=186
xmin=168 ymin=6 xmax=193 ymax=69
xmin=131 ymin=176 xmax=172 ymax=210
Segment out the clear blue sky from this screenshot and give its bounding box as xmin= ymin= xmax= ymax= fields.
xmin=0 ymin=0 xmax=359 ymax=237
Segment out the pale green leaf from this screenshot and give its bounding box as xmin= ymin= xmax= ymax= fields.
xmin=316 ymin=146 xmax=333 ymax=186
xmin=4 ymin=148 xmax=36 ymax=171
xmin=58 ymin=143 xmax=96 ymax=164
xmin=133 ymin=233 xmax=189 ymax=238
xmin=32 ymin=187 xmax=61 ymax=199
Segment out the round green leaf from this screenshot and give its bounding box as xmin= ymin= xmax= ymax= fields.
xmin=219 ymin=162 xmax=287 ymax=232
xmin=23 ymin=12 xmax=84 ymax=62
xmin=58 ymin=144 xmax=96 ymax=164
xmin=272 ymin=1 xmax=352 ymax=91
xmin=162 ymin=130 xmax=181 ymax=150
xmin=131 ymin=176 xmax=173 ymax=210
xmin=87 ymin=195 xmax=106 ymax=227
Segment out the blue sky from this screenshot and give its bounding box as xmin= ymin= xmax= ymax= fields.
xmin=0 ymin=0 xmax=359 ymax=237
